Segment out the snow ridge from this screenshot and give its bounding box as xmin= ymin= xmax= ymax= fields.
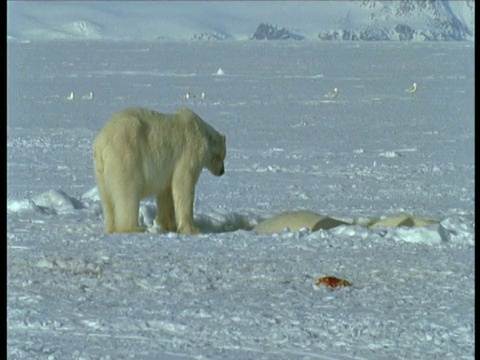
xmin=7 ymin=187 xmax=475 ymax=246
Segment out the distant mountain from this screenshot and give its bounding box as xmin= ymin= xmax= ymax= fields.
xmin=7 ymin=1 xmax=474 ymax=42
xmin=251 ymin=23 xmax=305 ymax=41
xmin=316 ymin=0 xmax=475 ymax=41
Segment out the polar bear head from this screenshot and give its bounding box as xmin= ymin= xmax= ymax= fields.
xmin=206 ymin=134 xmax=226 ymax=177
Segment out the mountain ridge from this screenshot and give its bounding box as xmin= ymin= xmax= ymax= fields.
xmin=7 ymin=1 xmax=474 ymax=42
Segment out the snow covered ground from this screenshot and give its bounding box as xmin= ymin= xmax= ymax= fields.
xmin=7 ymin=40 xmax=474 ymax=359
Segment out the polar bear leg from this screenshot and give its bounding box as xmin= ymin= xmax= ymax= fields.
xmin=97 ymin=179 xmax=115 ymax=233
xmin=114 ymin=196 xmax=144 ymax=233
xmin=110 ymin=183 xmax=144 ymax=233
xmin=94 ymin=162 xmax=116 ymax=233
xmin=171 ymin=170 xmax=200 ymax=235
xmin=156 ymin=187 xmax=177 ymax=232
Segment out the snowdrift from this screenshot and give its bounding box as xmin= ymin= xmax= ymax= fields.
xmin=7 ymin=188 xmax=474 ymax=246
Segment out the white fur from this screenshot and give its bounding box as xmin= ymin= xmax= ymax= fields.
xmin=93 ymin=107 xmax=226 ymax=234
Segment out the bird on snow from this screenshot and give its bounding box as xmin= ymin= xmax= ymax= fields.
xmin=405 ymin=82 xmax=418 ymax=94
xmin=324 ymin=88 xmax=339 ymax=99
xmin=66 ymin=92 xmax=74 ymax=100
xmin=82 ymin=92 xmax=94 ymax=100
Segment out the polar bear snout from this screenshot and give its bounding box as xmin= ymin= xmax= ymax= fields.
xmin=207 ymin=137 xmax=226 ymax=177
xmin=210 ymin=162 xmax=225 ymax=177
xmin=218 ymin=163 xmax=225 ymax=176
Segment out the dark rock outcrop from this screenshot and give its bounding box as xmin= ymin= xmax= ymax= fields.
xmin=395 ymin=24 xmax=415 ymax=41
xmin=251 ymin=23 xmax=304 ymax=40
xmin=192 ymin=32 xmax=230 ymax=41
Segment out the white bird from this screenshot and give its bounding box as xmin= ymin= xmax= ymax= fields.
xmin=405 ymin=82 xmax=418 ymax=94
xmin=324 ymin=88 xmax=339 ymax=99
xmin=185 ymin=91 xmax=191 ymax=100
xmin=66 ymin=92 xmax=74 ymax=100
xmin=200 ymin=91 xmax=206 ymax=100
xmin=82 ymin=91 xmax=94 ymax=100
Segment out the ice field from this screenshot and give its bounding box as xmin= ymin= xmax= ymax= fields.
xmin=7 ymin=40 xmax=475 ymax=359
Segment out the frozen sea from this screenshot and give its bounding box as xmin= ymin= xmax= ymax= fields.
xmin=7 ymin=40 xmax=475 ymax=359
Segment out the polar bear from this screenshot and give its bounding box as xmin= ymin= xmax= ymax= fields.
xmin=93 ymin=107 xmax=226 ymax=235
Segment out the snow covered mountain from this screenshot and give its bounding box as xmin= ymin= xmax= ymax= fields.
xmin=318 ymin=0 xmax=475 ymax=41
xmin=7 ymin=1 xmax=474 ymax=42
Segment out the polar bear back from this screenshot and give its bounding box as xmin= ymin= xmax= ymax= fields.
xmin=93 ymin=107 xmax=213 ymax=198
xmin=109 ymin=107 xmax=204 ymax=143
